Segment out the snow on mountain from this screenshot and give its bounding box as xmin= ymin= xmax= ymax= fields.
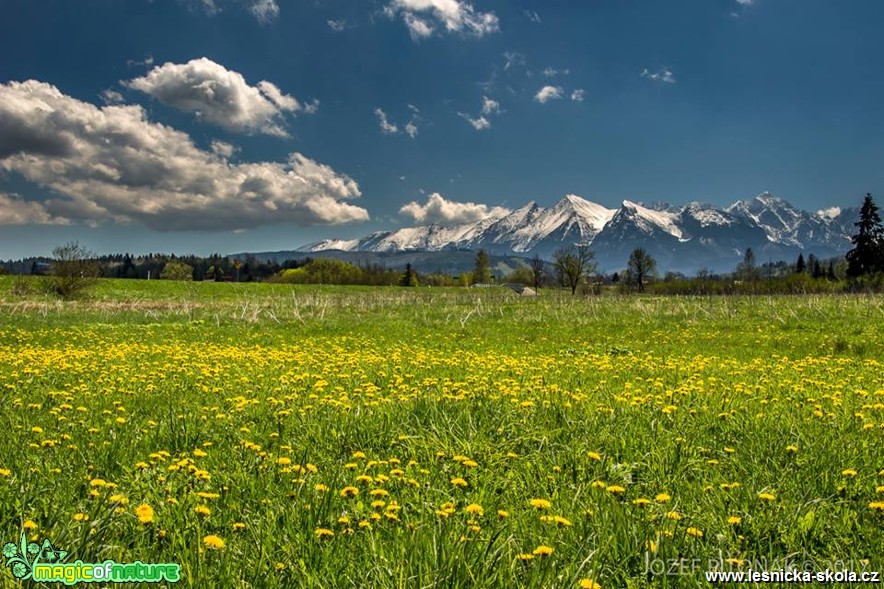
xmin=621 ymin=200 xmax=684 ymax=240
xmin=297 ymin=192 xmax=856 ymax=273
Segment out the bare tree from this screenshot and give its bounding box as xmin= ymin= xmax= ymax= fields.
xmin=48 ymin=241 xmax=100 ymax=299
xmin=626 ymin=248 xmax=657 ymax=292
xmin=553 ymin=245 xmax=596 ymax=295
xmin=530 ymin=254 xmax=546 ymax=290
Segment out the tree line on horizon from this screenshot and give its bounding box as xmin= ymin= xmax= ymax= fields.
xmin=2 ymin=194 xmax=883 ymax=298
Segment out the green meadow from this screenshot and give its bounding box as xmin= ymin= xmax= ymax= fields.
xmin=1 ymin=277 xmax=882 ymax=587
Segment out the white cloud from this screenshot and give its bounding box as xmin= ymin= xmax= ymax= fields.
xmin=524 ymin=9 xmax=541 ymax=23
xmin=249 ymin=0 xmax=279 ymax=24
xmin=126 ymin=57 xmax=310 ymax=137
xmin=0 ymin=80 xmax=368 ymax=231
xmin=303 ymin=99 xmax=320 ymax=115
xmin=399 ymin=192 xmax=509 ymax=224
xmin=210 ymin=140 xmax=237 ymax=158
xmin=403 ymin=12 xmax=434 ymax=39
xmin=541 ymin=67 xmax=569 ymax=77
xmin=736 ymin=0 xmax=753 ymax=5
xmin=386 ymin=0 xmax=499 ymax=39
xmin=458 ymin=113 xmax=491 ymax=130
xmin=570 ymin=89 xmax=585 ymax=102
xmin=126 ymin=55 xmax=154 ymax=68
xmin=534 ymin=85 xmax=564 ymax=103
xmin=374 ymin=108 xmax=399 ymax=134
xmin=185 ymin=0 xmax=219 ymax=16
xmin=374 ymin=107 xmax=420 ymax=138
xmin=327 ymin=18 xmax=347 ymax=32
xmin=641 ymin=67 xmax=676 ymax=84
xmin=480 ymin=96 xmax=499 ymax=115
xmin=503 ymin=51 xmax=526 ymax=72
xmin=100 ymin=89 xmax=124 ymax=104
xmin=0 ymin=192 xmax=69 ymax=225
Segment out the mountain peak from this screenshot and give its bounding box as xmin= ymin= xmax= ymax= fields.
xmin=293 ymin=193 xmax=853 ymax=273
xmin=755 ymin=191 xmax=783 ymax=205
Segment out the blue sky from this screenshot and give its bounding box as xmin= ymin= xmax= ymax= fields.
xmin=1 ymin=0 xmax=883 ymax=258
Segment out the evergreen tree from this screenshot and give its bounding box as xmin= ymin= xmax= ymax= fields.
xmin=795 ymin=253 xmax=806 ymax=274
xmin=846 ymin=194 xmax=884 ymax=277
xmin=473 ymin=249 xmax=492 ymax=284
xmin=736 ymin=247 xmax=759 ymax=281
xmin=399 ymin=263 xmax=418 ymax=287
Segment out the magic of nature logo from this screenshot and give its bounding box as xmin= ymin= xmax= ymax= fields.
xmin=2 ymin=533 xmax=180 ymax=585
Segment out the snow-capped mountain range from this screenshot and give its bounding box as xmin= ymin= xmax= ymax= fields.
xmin=298 ymin=193 xmax=858 ymax=273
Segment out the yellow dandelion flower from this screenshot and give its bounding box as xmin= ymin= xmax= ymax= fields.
xmin=869 ymin=502 xmax=884 ymax=511
xmin=450 ymin=477 xmax=468 ymax=487
xmin=786 ymin=445 xmax=798 ymax=453
xmin=517 ymin=553 xmax=535 ymax=561
xmin=727 ymin=516 xmax=742 ymax=525
xmin=655 ymin=493 xmax=671 ymax=503
xmin=275 ymin=563 xmax=286 ymax=571
xmin=686 ymin=527 xmax=703 ymax=538
xmin=135 ymin=504 xmax=154 ymax=524
xmin=666 ymin=511 xmax=683 ymax=521
xmin=497 ymin=510 xmax=509 ymax=518
xmin=529 ymin=498 xmax=552 ymax=510
xmin=632 ymin=498 xmax=651 ymax=507
xmin=464 ymin=503 xmax=484 ymax=516
xmin=340 ymin=486 xmax=359 ymax=497
xmin=758 ymin=492 xmax=776 ymax=502
xmin=578 ymin=580 xmax=602 ymax=589
xmin=587 ymin=451 xmax=602 ymax=461
xmin=23 ymin=520 xmax=37 ymax=531
xmin=202 ymin=535 xmax=225 ymax=550
xmin=606 ymin=485 xmax=625 ymax=495
xmin=0 ymin=469 xmax=11 ymax=477
xmin=72 ymin=513 xmax=89 ymax=522
xmin=194 ymin=505 xmax=211 ymax=516
xmin=232 ymin=522 xmax=247 ymax=531
xmin=533 ymin=545 xmax=554 ymax=556
xmin=842 ymin=469 xmax=858 ymax=478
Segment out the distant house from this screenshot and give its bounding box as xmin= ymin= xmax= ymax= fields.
xmin=503 ymin=283 xmax=537 ymax=296
xmin=469 ymin=282 xmax=538 ymax=296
